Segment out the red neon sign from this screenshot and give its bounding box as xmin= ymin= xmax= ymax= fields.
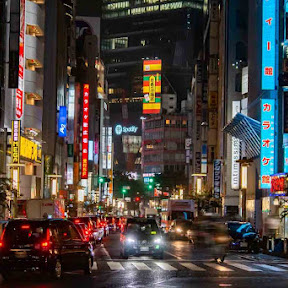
xmin=81 ymin=84 xmax=89 ymax=179
xmin=16 ymin=0 xmax=25 ymax=119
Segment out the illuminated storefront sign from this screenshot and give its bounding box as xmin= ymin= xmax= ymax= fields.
xmin=16 ymin=0 xmax=25 ymax=119
xmin=58 ymin=106 xmax=67 ymax=137
xmin=12 ymin=120 xmax=20 ymax=164
xmin=20 ymin=136 xmax=42 ymax=163
xmin=270 ymin=173 xmax=288 ymax=196
xmin=107 ymin=127 xmax=112 ymax=170
xmin=81 ymin=84 xmax=89 ymax=179
xmin=115 ymin=125 xmax=138 ymax=135
xmin=260 ymin=99 xmax=275 ymax=188
xmin=143 ymin=59 xmax=162 ymax=114
xmin=262 ymin=0 xmax=276 ymax=90
xmin=231 ymin=101 xmax=240 ymax=189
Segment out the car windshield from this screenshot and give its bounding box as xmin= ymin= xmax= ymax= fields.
xmin=228 ymin=223 xmax=254 ymax=234
xmin=126 ymin=220 xmax=159 ymax=235
xmin=4 ymin=221 xmax=47 ymax=245
xmin=171 ymin=211 xmax=193 ymax=220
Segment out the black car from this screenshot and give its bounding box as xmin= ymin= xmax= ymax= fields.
xmin=120 ymin=218 xmax=164 ymax=259
xmin=227 ymin=221 xmax=260 ymax=253
xmin=0 ymin=219 xmax=94 ymax=280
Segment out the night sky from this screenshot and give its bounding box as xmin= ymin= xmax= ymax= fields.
xmin=76 ymin=0 xmax=101 ymax=17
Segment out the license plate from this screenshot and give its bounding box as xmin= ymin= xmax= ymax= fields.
xmin=140 ymin=246 xmax=149 ymax=252
xmin=15 ymin=251 xmax=27 ymax=259
xmin=240 ymin=242 xmax=248 ymax=248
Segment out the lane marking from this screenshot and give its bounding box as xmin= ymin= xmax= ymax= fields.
xmin=131 ymin=262 xmax=151 ymax=270
xmin=180 ymin=262 xmax=206 ymax=271
xmin=226 ymin=261 xmax=262 ymax=272
xmin=256 ymin=264 xmax=287 ymax=272
xmin=92 ymin=261 xmax=98 ymax=271
xmin=205 ymin=263 xmax=234 ymax=272
xmin=164 ymin=251 xmax=183 ymax=260
xmin=102 ymin=244 xmax=112 ymax=260
xmin=155 ymin=262 xmax=177 ymax=271
xmin=107 ymin=262 xmax=125 ymax=270
xmin=279 ymin=264 xmax=288 ymax=269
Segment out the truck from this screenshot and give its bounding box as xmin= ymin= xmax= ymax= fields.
xmin=160 ymin=199 xmax=195 ymax=230
xmin=145 ymin=208 xmax=158 ymax=219
xmin=26 ymin=199 xmax=65 ymax=219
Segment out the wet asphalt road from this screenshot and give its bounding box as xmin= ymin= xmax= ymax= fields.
xmin=1 ymin=233 xmax=288 ymax=288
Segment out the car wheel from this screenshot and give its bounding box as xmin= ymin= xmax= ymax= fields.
xmin=51 ymin=259 xmax=62 ymax=279
xmin=84 ymin=257 xmax=92 ymax=275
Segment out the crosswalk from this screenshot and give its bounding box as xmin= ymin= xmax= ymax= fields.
xmin=91 ymin=260 xmax=288 ymax=274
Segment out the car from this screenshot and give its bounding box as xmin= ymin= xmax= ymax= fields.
xmin=120 ymin=217 xmax=164 ymax=259
xmin=115 ymin=217 xmax=122 ymax=231
xmin=69 ymin=217 xmax=103 ymax=245
xmin=0 ymin=219 xmax=93 ymax=280
xmin=74 ymin=222 xmax=90 ymax=242
xmin=168 ymin=219 xmax=193 ymax=240
xmin=227 ymin=221 xmax=260 ymax=253
xmin=106 ymin=216 xmax=116 ymax=233
xmin=98 ymin=217 xmax=109 ymax=237
xmin=89 ymin=216 xmax=105 ymax=240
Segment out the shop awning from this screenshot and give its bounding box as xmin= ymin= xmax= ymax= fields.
xmin=223 ymin=113 xmax=261 ymax=159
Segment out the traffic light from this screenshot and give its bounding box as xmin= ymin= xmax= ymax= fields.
xmin=149 ymin=178 xmax=154 ymax=183
xmin=98 ymin=176 xmax=111 ymax=184
xmin=148 ymin=184 xmax=153 ymax=190
xmin=135 ymin=196 xmax=140 ymax=202
xmin=122 ymin=188 xmax=127 ymax=194
xmin=99 ymin=177 xmax=105 ymax=184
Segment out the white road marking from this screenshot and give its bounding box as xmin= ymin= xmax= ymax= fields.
xmin=92 ymin=261 xmax=98 ymax=270
xmin=180 ymin=262 xmax=206 ymax=271
xmin=226 ymin=261 xmax=262 ymax=272
xmin=256 ymin=264 xmax=287 ymax=272
xmin=205 ymin=263 xmax=234 ymax=272
xmin=164 ymin=251 xmax=183 ymax=260
xmin=155 ymin=262 xmax=177 ymax=271
xmin=101 ymin=244 xmax=112 ymax=260
xmin=279 ymin=264 xmax=288 ymax=269
xmin=107 ymin=262 xmax=125 ymax=270
xmin=131 ymin=262 xmax=152 ymax=270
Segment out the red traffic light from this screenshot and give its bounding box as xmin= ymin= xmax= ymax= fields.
xmin=135 ymin=197 xmax=140 ymax=202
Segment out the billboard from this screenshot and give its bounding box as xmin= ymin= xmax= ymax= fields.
xmin=262 ymin=0 xmax=276 ymax=90
xmin=260 ymin=99 xmax=275 ymax=188
xmin=58 ymin=106 xmax=67 ymax=137
xmin=81 ymin=84 xmax=89 ymax=179
xmin=143 ymin=60 xmax=162 ymax=114
xmin=16 ymin=0 xmax=25 ymax=120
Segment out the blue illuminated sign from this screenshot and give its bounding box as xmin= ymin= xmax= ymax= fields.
xmin=58 ymin=106 xmax=67 ymax=137
xmin=284 ymin=146 xmax=288 ymax=172
xmin=262 ymin=0 xmax=276 ymax=90
xmin=260 ymin=99 xmax=275 ymax=189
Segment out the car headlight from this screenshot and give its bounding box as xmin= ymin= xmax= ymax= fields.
xmin=176 ymin=228 xmax=183 ymax=233
xmin=126 ymin=237 xmax=135 ymax=243
xmin=154 ymin=238 xmax=162 ymax=244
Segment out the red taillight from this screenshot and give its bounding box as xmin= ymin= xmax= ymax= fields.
xmin=41 ymin=241 xmax=49 ymax=248
xmin=85 ymin=230 xmax=89 ymax=235
xmin=0 ymin=241 xmax=3 ymax=248
xmin=75 ymin=219 xmax=80 ymax=224
xmin=21 ymin=225 xmax=30 ymax=229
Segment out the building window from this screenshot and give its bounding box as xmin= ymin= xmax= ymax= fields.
xmin=165 ymin=119 xmax=170 ymax=125
xmin=171 ymin=120 xmax=176 ymax=125
xmin=182 ymin=120 xmax=187 ymax=126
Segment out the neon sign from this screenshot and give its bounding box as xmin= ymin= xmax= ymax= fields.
xmin=58 ymin=106 xmax=67 ymax=137
xmin=81 ymin=84 xmax=89 ymax=179
xmin=262 ymin=0 xmax=276 ymax=90
xmin=115 ymin=125 xmax=138 ymax=135
xmin=260 ymin=99 xmax=275 ymax=188
xmin=16 ymin=0 xmax=25 ymax=119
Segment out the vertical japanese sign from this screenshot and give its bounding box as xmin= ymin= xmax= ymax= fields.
xmin=260 ymin=99 xmax=275 ymax=188
xmin=81 ymin=84 xmax=89 ymax=179
xmin=262 ymin=0 xmax=276 ymax=90
xmin=213 ymin=159 xmax=221 ymax=199
xmin=58 ymin=106 xmax=67 ymax=137
xmin=11 ymin=120 xmax=20 ymax=193
xmin=143 ymin=60 xmax=161 ymax=114
xmin=16 ymin=0 xmax=25 ymax=119
xmin=231 ymin=101 xmax=240 ymax=189
xmin=107 ymin=127 xmax=112 ymax=170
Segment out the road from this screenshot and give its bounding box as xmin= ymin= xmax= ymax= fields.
xmin=1 ymin=233 xmax=288 ymax=288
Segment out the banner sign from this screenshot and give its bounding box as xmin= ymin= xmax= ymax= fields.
xmin=262 ymin=0 xmax=276 ymax=90
xmin=16 ymin=0 xmax=25 ymax=119
xmin=260 ymin=99 xmax=275 ymax=188
xmin=12 ymin=120 xmax=20 ymax=164
xmin=81 ymin=84 xmax=89 ymax=179
xmin=143 ymin=59 xmax=162 ymax=114
xmin=58 ymin=106 xmax=67 ymax=137
xmin=213 ymin=159 xmax=222 ymax=199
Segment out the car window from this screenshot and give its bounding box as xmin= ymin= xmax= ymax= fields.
xmin=69 ymin=224 xmax=82 ymax=241
xmin=50 ymin=225 xmax=60 ymax=244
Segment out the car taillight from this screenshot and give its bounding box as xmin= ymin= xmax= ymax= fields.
xmin=21 ymin=225 xmax=30 ymax=229
xmin=0 ymin=241 xmax=3 ymax=248
xmin=40 ymin=228 xmax=51 ymax=250
xmin=85 ymin=230 xmax=89 ymax=235
xmin=0 ymin=226 xmax=6 ymax=249
xmin=41 ymin=241 xmax=49 ymax=248
xmin=75 ymin=219 xmax=80 ymax=224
